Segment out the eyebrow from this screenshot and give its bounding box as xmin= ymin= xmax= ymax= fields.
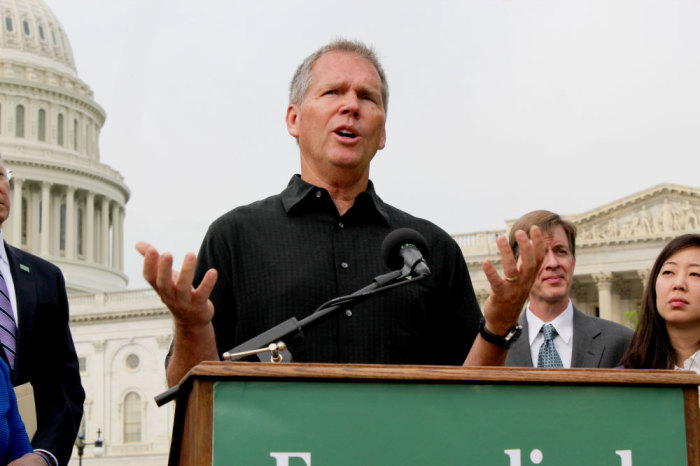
xmin=320 ymin=80 xmax=381 ymax=95
xmin=663 ymin=261 xmax=700 ymax=267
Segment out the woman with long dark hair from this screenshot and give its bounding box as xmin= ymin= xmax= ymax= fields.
xmin=620 ymin=234 xmax=700 ymax=370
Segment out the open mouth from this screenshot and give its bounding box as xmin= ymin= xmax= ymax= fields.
xmin=336 ymin=129 xmax=358 ymax=139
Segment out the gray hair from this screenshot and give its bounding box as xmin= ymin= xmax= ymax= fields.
xmin=0 ymin=153 xmax=10 ymax=181
xmin=289 ymin=39 xmax=389 ymax=114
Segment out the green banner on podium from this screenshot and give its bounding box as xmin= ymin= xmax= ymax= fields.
xmin=212 ymin=380 xmax=687 ymax=465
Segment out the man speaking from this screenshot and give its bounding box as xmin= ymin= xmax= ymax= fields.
xmin=137 ymin=39 xmax=544 ymax=386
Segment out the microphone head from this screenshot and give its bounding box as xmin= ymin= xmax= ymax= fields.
xmin=381 ymin=228 xmax=429 ymax=270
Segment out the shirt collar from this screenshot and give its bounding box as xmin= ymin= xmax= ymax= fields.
xmin=0 ymin=229 xmax=8 ymax=267
xmin=280 ymin=174 xmax=390 ymax=226
xmin=526 ymin=299 xmax=574 ymax=345
xmin=678 ymin=349 xmax=700 ymax=372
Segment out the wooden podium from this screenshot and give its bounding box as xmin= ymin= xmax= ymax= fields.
xmin=169 ymin=362 xmax=700 ymax=465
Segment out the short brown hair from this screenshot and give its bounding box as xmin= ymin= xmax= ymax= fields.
xmin=509 ymin=210 xmax=577 ymax=258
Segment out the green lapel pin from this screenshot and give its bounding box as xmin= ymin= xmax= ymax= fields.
xmin=20 ymin=264 xmax=30 ymax=273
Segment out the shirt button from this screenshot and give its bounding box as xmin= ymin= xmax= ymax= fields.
xmin=340 ymin=262 xmax=349 ymax=269
xmin=315 ymin=191 xmax=322 ymax=198
xmin=345 ymin=310 xmax=353 ymax=317
xmin=338 ymin=222 xmax=345 ymax=228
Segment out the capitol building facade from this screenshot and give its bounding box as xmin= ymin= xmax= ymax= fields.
xmin=0 ymin=0 xmax=169 ymax=464
xmin=1 ymin=0 xmax=700 ymax=465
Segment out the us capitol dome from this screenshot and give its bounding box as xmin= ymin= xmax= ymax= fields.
xmin=0 ymin=0 xmax=129 ymax=293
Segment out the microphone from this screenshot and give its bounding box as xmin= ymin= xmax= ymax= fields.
xmin=381 ymin=228 xmax=431 ymax=277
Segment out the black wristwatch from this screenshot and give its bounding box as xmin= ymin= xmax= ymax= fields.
xmin=478 ymin=317 xmax=522 ymax=349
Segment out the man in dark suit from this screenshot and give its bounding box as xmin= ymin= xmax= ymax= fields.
xmin=505 ymin=210 xmax=633 ymax=368
xmin=0 ymin=157 xmax=84 ymax=465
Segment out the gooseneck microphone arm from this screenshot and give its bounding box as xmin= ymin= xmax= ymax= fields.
xmin=153 ymin=269 xmax=425 ymax=406
xmin=154 ymin=228 xmax=431 ymax=407
xmin=226 ymin=269 xmax=411 ymax=362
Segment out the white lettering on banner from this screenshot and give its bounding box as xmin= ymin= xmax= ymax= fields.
xmin=504 ymin=449 xmax=522 ymax=466
xmin=504 ymin=449 xmax=542 ymax=465
xmin=269 ymin=452 xmax=311 ymax=466
xmin=505 ymin=449 xmax=633 ymax=465
xmin=615 ymin=450 xmax=633 ymax=466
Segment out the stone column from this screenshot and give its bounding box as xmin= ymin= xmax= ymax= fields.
xmin=593 ymin=272 xmax=614 ymax=321
xmin=86 ymin=192 xmax=95 ymax=262
xmin=40 ymin=182 xmax=51 ymax=255
xmin=90 ymin=339 xmax=108 ymax=453
xmin=65 ymin=186 xmax=75 ymax=258
xmin=637 ymin=269 xmax=650 ymax=291
xmin=100 ymin=197 xmax=110 ymax=266
xmin=613 ymin=280 xmax=631 ymax=325
xmin=111 ymin=203 xmax=120 ymax=270
xmin=118 ymin=207 xmax=125 ymax=270
xmin=11 ymin=178 xmax=23 ymax=245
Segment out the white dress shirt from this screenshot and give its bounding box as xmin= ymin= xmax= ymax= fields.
xmin=676 ymin=349 xmax=700 ymax=402
xmin=526 ymin=300 xmax=574 ymax=368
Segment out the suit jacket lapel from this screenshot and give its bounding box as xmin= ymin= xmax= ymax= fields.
xmin=5 ymin=243 xmax=37 ymax=380
xmin=571 ymin=306 xmax=604 ymax=367
xmin=506 ymin=312 xmax=533 ymax=367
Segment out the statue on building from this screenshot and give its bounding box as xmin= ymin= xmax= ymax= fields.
xmin=605 ymin=218 xmax=619 ymax=238
xmin=638 ymin=205 xmax=653 ymax=235
xmin=657 ymin=199 xmax=678 ymax=233
xmin=680 ymin=200 xmax=699 ymax=230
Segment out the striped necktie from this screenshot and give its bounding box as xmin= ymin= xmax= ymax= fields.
xmin=0 ymin=270 xmax=16 ymax=369
xmin=537 ymin=323 xmax=563 ymax=368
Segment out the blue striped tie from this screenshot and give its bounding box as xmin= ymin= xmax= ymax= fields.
xmin=537 ymin=324 xmax=563 ymax=368
xmin=0 ymin=270 xmax=16 ymax=369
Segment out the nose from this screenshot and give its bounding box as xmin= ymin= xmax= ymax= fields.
xmin=542 ymin=249 xmax=560 ymax=269
xmin=339 ymin=92 xmax=360 ymax=117
xmin=672 ymin=273 xmax=687 ymax=291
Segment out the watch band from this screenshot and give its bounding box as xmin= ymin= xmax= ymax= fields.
xmin=478 ymin=317 xmax=522 ymax=349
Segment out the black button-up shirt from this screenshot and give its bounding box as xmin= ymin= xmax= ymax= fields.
xmin=194 ymin=175 xmax=481 ymax=365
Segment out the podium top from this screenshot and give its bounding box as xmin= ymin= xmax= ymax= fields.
xmin=182 ymin=361 xmax=700 ymax=387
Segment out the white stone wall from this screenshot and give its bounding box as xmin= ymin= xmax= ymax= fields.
xmin=68 ymin=290 xmax=173 ymax=465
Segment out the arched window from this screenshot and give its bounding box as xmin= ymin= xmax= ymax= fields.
xmin=22 ymin=20 xmax=29 ymax=36
xmin=73 ymin=118 xmax=78 ymax=150
xmin=38 ymin=25 xmax=45 ymax=40
xmin=38 ymin=109 xmax=46 ymax=141
xmin=59 ymin=202 xmax=66 ymax=251
xmin=77 ymin=207 xmax=83 ymax=255
xmin=5 ymin=17 xmax=13 ymax=33
xmin=21 ymin=197 xmax=28 ymax=246
xmin=15 ymin=105 xmax=24 ymax=138
xmin=123 ymin=392 xmax=142 ymax=443
xmin=57 ymin=113 xmax=64 ymax=146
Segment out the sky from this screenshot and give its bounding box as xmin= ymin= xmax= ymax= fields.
xmin=48 ymin=0 xmax=700 ymax=290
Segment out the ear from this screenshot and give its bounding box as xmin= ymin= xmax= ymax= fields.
xmin=377 ymin=126 xmax=386 ymax=150
xmin=286 ymin=104 xmax=300 ymax=138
